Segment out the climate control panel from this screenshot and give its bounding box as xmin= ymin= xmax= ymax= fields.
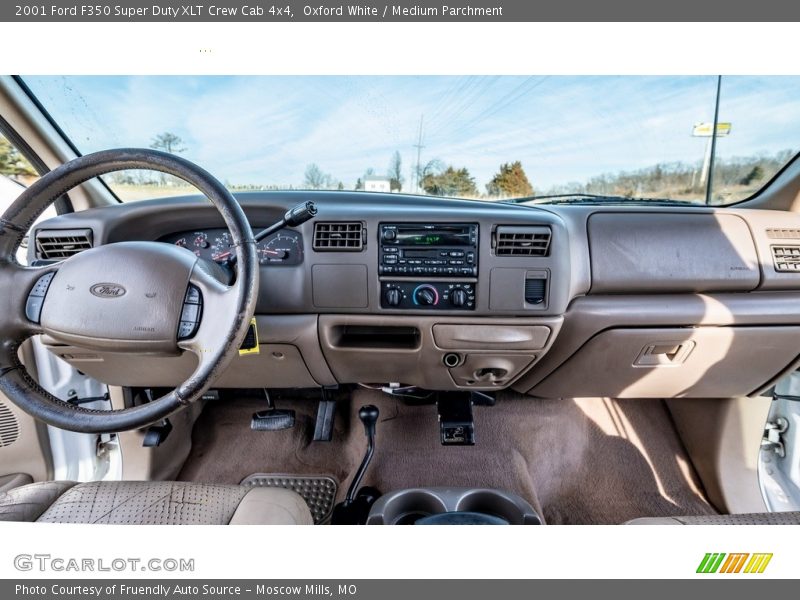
xmin=381 ymin=281 xmax=475 ymax=311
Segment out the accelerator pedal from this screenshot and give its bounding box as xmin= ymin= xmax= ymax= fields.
xmin=241 ymin=474 xmax=338 ymax=524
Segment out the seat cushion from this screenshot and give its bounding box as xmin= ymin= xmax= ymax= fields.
xmin=626 ymin=512 xmax=800 ymax=525
xmin=0 ymin=481 xmax=312 ymax=525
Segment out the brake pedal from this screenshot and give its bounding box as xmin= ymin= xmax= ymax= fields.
xmin=251 ymin=409 xmax=295 ymax=431
xmin=251 ymin=389 xmax=295 ymax=432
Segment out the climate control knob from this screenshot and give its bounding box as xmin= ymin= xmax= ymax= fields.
xmin=451 ymin=288 xmax=468 ymax=307
xmin=413 ymin=285 xmax=439 ymax=306
xmin=385 ymin=287 xmax=402 ymax=307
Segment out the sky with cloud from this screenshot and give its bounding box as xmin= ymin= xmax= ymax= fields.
xmin=23 ymin=75 xmax=800 ymax=192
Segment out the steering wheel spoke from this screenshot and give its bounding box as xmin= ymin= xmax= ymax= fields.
xmin=0 ymin=261 xmax=57 ymax=345
xmin=179 ymin=266 xmax=235 ymax=362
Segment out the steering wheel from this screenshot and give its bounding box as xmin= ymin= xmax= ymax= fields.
xmin=0 ymin=149 xmax=259 ymax=433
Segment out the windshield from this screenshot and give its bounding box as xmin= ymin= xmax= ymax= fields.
xmin=21 ymin=75 xmax=800 ymax=205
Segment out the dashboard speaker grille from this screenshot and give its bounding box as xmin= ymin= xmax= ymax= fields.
xmin=771 ymin=246 xmax=800 ymax=272
xmin=0 ymin=401 xmax=20 ymax=448
xmin=313 ymin=222 xmax=364 ymax=251
xmin=767 ymin=228 xmax=800 ymax=240
xmin=495 ymin=226 xmax=551 ymax=256
xmin=35 ymin=228 xmax=93 ymax=260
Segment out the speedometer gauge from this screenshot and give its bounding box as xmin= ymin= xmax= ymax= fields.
xmin=211 ymin=232 xmax=234 ymax=262
xmin=258 ymin=231 xmax=303 ymax=265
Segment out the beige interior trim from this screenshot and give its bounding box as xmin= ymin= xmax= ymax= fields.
xmin=0 ymin=392 xmax=51 ymax=483
xmin=0 ymin=341 xmax=52 ymax=483
xmin=528 ymin=326 xmax=800 ymax=399
xmin=318 ymin=314 xmax=563 ymax=390
xmin=0 ymin=473 xmax=33 ymax=493
xmin=109 ymin=386 xmax=202 ymax=482
xmin=737 ymin=154 xmax=800 ymax=213
xmin=667 ymin=396 xmax=771 ymax=514
xmin=515 ymin=292 xmax=800 ymax=394
xmin=41 ymin=315 xmax=338 ymax=389
xmin=588 ymin=212 xmax=760 ymax=293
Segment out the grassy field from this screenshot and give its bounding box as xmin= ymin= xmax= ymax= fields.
xmin=107 ymin=181 xmax=757 ymax=205
xmin=110 ymin=184 xmax=199 ymax=202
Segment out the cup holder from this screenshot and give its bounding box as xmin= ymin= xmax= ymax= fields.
xmin=454 ymin=490 xmax=529 ymax=525
xmin=370 ymin=489 xmax=448 ymax=525
xmin=366 ymin=487 xmax=541 ymax=525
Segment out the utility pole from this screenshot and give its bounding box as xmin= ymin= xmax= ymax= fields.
xmin=413 ymin=115 xmax=425 ymax=193
xmin=706 ymin=75 xmax=723 ymax=205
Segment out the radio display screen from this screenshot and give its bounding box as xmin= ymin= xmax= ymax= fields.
xmin=396 ymin=230 xmax=471 ymax=246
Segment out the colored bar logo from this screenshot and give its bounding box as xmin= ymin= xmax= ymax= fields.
xmin=697 ymin=553 xmax=772 ymax=574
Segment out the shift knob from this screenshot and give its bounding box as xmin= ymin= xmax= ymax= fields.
xmin=358 ymin=405 xmax=379 ymax=438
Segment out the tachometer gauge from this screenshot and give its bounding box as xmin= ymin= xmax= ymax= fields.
xmin=258 ymin=231 xmax=303 ymax=265
xmin=173 ymin=237 xmax=188 ymax=248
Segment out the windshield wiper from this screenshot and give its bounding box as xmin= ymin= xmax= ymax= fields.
xmin=503 ymin=193 xmax=696 ymax=207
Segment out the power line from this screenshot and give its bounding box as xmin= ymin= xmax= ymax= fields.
xmin=412 ymin=115 xmax=425 ymax=193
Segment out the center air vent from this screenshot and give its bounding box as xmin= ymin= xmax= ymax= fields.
xmin=494 ymin=226 xmax=551 ymax=256
xmin=313 ymin=222 xmax=365 ymax=251
xmin=35 ymin=228 xmax=93 ymax=261
xmin=0 ymin=401 xmax=20 ymax=448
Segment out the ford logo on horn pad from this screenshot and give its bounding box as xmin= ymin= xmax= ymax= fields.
xmin=90 ymin=283 xmax=127 ymax=298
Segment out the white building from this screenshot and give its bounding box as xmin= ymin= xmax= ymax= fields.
xmin=364 ymin=176 xmax=392 ymax=193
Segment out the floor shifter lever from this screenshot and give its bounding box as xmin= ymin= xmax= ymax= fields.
xmin=332 ymin=405 xmax=381 ymax=524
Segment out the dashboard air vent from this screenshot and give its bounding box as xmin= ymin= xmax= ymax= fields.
xmin=495 ymin=226 xmax=551 ymax=256
xmin=772 ymin=246 xmax=800 ymax=272
xmin=767 ymin=228 xmax=800 ymax=240
xmin=35 ymin=228 xmax=93 ymax=260
xmin=313 ymin=222 xmax=365 ymax=251
xmin=0 ymin=401 xmax=20 ymax=448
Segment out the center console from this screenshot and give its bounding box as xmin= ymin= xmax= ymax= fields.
xmin=379 ymin=223 xmax=478 ymax=311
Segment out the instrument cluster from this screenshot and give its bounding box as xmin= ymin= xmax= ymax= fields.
xmin=159 ymin=228 xmax=304 ymax=266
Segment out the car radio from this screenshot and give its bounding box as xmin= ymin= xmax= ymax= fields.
xmin=378 ymin=223 xmax=478 ymax=277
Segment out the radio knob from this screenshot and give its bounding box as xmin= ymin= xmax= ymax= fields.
xmin=413 ymin=285 xmax=438 ymax=306
xmin=451 ymin=289 xmax=468 ymax=307
xmin=385 ymin=287 xmax=402 ymax=307
xmin=382 ymin=229 xmax=397 ymax=242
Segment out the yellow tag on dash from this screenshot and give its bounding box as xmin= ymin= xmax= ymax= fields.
xmin=238 ymin=318 xmax=260 ymax=356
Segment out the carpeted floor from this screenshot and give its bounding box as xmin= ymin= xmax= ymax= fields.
xmin=178 ymin=389 xmax=716 ymax=524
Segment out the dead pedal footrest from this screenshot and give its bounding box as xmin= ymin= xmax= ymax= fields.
xmin=241 ymin=474 xmax=337 ymax=524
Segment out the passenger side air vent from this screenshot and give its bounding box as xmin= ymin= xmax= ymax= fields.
xmin=0 ymin=401 xmax=20 ymax=448
xmin=35 ymin=228 xmax=93 ymax=260
xmin=771 ymin=246 xmax=800 ymax=272
xmin=313 ymin=222 xmax=365 ymax=251
xmin=524 ymin=274 xmax=548 ymax=305
xmin=494 ymin=226 xmax=551 ymax=256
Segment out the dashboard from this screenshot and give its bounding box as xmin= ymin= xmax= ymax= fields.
xmin=27 ymin=191 xmax=800 ymax=401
